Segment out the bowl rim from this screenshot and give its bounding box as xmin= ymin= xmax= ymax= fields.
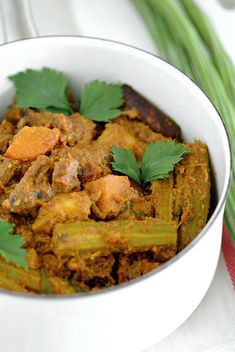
xmin=0 ymin=35 xmax=232 ymax=300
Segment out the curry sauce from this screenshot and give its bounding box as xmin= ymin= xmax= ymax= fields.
xmin=0 ymin=84 xmax=210 ymax=294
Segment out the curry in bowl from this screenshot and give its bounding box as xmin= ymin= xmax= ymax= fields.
xmin=0 ymin=68 xmax=210 ymax=294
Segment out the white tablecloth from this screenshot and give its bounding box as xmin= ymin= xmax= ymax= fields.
xmin=0 ymin=1 xmax=235 ymax=351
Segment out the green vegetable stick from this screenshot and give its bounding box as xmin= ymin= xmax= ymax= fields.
xmin=146 ymin=0 xmax=235 ymax=135
xmin=0 ymin=259 xmax=41 ymax=291
xmin=52 ymin=219 xmax=177 ymax=258
xmin=179 ymin=0 xmax=235 ymax=103
xmin=151 ymin=176 xmax=173 ymax=222
xmin=132 ymin=0 xmax=235 ymax=243
xmin=132 ymin=0 xmax=194 ymax=80
xmin=0 ymin=271 xmax=29 ymax=293
xmin=131 ymin=0 xmax=168 ymax=56
xmin=48 ymin=276 xmax=76 ymax=295
xmin=0 ymin=259 xmax=75 ymax=294
xmin=174 ymin=141 xmax=210 ymax=249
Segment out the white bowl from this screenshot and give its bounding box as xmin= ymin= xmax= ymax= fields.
xmin=0 ymin=36 xmax=231 ymax=352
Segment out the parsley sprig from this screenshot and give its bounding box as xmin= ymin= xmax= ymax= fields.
xmin=112 ymin=141 xmax=190 ymax=186
xmin=0 ymin=220 xmax=28 ymax=269
xmin=10 ymin=68 xmax=123 ymax=122
xmin=111 ymin=147 xmax=141 ymax=184
xmin=80 ymin=80 xmax=123 ymax=122
xmin=10 ymin=68 xmax=73 ymax=116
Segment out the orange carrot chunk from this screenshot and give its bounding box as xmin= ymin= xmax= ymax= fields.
xmin=4 ymin=126 xmax=60 ymax=161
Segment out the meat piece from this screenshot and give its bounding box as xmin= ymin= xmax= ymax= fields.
xmin=117 ymin=194 xmax=153 ymax=220
xmin=41 ymin=254 xmax=71 ymax=278
xmin=85 ymin=175 xmax=132 ymax=219
xmin=18 ymin=110 xmax=96 ymax=146
xmin=123 ymin=85 xmax=180 ymax=139
xmin=73 ymin=145 xmax=111 ymax=182
xmin=4 ymin=126 xmax=60 ymax=161
xmin=0 ymin=120 xmax=15 ymax=154
xmin=0 ymin=120 xmax=15 ymax=134
xmin=8 ymin=156 xmax=54 ymax=215
xmin=0 ymin=133 xmax=12 ymax=154
xmin=32 ymin=191 xmax=91 ymax=234
xmin=67 ymin=113 xmax=96 ymax=145
xmin=4 ymin=106 xmax=24 ymax=124
xmin=52 ymin=144 xmax=112 ymax=183
xmin=68 ymin=255 xmax=115 ymax=285
xmin=0 ymin=157 xmax=29 ymax=188
xmin=15 ymin=224 xmax=34 ymax=246
xmin=34 ymin=233 xmax=51 ymax=254
xmin=17 ymin=109 xmax=69 ymax=131
xmin=118 ymin=253 xmax=160 ymax=284
xmin=52 ymin=152 xmax=80 ymax=193
xmin=95 ymin=122 xmax=145 ymax=160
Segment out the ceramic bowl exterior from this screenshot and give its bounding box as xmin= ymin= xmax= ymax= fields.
xmin=0 ymin=37 xmax=231 ymax=352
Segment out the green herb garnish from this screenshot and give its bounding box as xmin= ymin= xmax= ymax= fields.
xmin=80 ymin=80 xmax=123 ymax=122
xmin=9 ymin=68 xmax=72 ymax=115
xmin=111 ymin=146 xmax=141 ymax=184
xmin=0 ymin=220 xmax=28 ymax=270
xmin=9 ymin=69 xmax=123 ymax=122
xmin=112 ymin=141 xmax=190 ymax=186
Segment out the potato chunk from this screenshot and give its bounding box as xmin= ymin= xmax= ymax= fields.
xmin=4 ymin=126 xmax=60 ymax=161
xmin=33 ymin=191 xmax=91 ymax=234
xmin=84 ymin=175 xmax=132 ymax=219
xmin=95 ymin=123 xmax=144 ymax=160
xmin=116 ymin=116 xmax=170 ymax=143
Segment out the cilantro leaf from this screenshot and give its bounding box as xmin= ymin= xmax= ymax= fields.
xmin=0 ymin=220 xmax=28 ymax=270
xmin=111 ymin=141 xmax=190 ymax=186
xmin=111 ymin=146 xmax=141 ymax=185
xmin=80 ymin=80 xmax=123 ymax=122
xmin=141 ymin=141 xmax=190 ymax=185
xmin=9 ymin=68 xmax=72 ymax=115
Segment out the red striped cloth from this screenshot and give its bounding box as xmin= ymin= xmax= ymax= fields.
xmin=222 ymin=225 xmax=235 ymax=289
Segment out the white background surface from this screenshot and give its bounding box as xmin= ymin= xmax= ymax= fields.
xmin=0 ymin=1 xmax=235 ymax=351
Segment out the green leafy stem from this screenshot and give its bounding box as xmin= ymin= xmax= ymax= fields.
xmin=111 ymin=141 xmax=190 ymax=186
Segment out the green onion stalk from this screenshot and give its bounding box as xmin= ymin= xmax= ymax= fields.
xmin=132 ymin=0 xmax=235 ymax=242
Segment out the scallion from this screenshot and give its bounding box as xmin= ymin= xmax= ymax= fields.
xmin=132 ymin=0 xmax=235 ymax=242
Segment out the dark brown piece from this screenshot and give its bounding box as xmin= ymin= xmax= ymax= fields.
xmin=7 ymin=156 xmax=54 ymax=215
xmin=52 ymin=144 xmax=112 ymax=183
xmin=68 ymin=255 xmax=115 ymax=288
xmin=118 ymin=253 xmax=160 ymax=284
xmin=52 ymin=152 xmax=80 ymax=193
xmin=0 ymin=120 xmax=15 ymax=154
xmin=0 ymin=157 xmax=29 ymax=188
xmin=123 ymin=85 xmax=180 ymax=139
